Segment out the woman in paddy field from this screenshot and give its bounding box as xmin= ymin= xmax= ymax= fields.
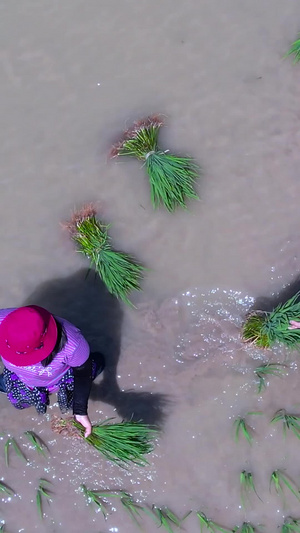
xmin=0 ymin=305 xmax=105 ymax=437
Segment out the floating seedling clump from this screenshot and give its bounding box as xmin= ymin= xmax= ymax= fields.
xmin=242 ymin=293 xmax=300 ymax=348
xmin=110 ymin=115 xmax=200 ymax=212
xmin=65 ymin=205 xmax=145 ymax=306
xmin=51 ymin=416 xmax=157 ymax=468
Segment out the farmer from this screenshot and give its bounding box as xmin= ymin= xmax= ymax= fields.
xmin=0 ymin=305 xmax=105 ymax=437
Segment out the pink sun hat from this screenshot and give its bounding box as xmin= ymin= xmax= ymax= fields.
xmin=0 ymin=306 xmax=58 ymax=367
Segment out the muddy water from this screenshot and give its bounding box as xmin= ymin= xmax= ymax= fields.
xmin=2 ymin=1 xmax=300 ymax=532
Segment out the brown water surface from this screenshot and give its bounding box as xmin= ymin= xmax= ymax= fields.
xmin=1 ymin=1 xmax=300 ymax=532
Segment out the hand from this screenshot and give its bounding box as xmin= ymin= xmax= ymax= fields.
xmin=74 ymin=414 xmax=92 ymax=438
xmin=288 ymin=320 xmax=300 ymax=330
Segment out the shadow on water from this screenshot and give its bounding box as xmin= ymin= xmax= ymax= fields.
xmin=23 ymin=268 xmax=169 ymax=427
xmin=252 ymin=275 xmax=300 ymax=312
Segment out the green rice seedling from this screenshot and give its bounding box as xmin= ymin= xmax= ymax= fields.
xmin=233 ymin=412 xmax=263 ymax=444
xmin=120 ymin=495 xmax=148 ymax=528
xmin=82 ymin=488 xmax=151 ymax=527
xmin=242 ymin=292 xmax=300 ymax=348
xmin=110 ymin=115 xmax=200 ymax=212
xmin=282 ymin=517 xmax=300 ymax=532
xmin=284 ymin=35 xmax=300 ymax=63
xmin=150 ymin=505 xmax=183 ymax=533
xmin=4 ymin=437 xmax=27 ymax=466
xmin=270 ymin=470 xmax=300 ymax=503
xmin=232 ymin=523 xmax=263 ymax=533
xmin=81 ymin=484 xmax=109 ymax=518
xmin=254 ymin=363 xmax=287 ymax=393
xmin=52 ymin=416 xmax=157 ymax=468
xmin=36 ymin=479 xmax=52 ymax=520
xmin=196 ymin=511 xmax=231 ymax=532
xmin=240 ymin=471 xmax=262 ymax=508
xmin=24 ymin=431 xmax=48 ymax=457
xmin=81 ymin=484 xmax=126 ymax=519
xmin=65 ymin=205 xmax=145 ymax=307
xmin=271 ymin=409 xmax=300 ymax=439
xmin=233 ymin=412 xmax=262 ymax=444
xmin=234 ymin=417 xmax=253 ymax=445
xmin=0 ymin=481 xmax=15 ymax=497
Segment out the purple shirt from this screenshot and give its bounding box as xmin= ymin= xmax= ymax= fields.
xmin=0 ymin=308 xmax=90 ymax=392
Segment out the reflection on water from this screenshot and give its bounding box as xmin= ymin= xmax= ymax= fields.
xmin=174 ymin=288 xmax=254 ymax=364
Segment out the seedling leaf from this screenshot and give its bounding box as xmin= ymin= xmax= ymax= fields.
xmin=0 ymin=481 xmax=15 ymax=497
xmin=24 ymin=431 xmax=48 ymax=457
xmin=270 ymin=470 xmax=300 ymax=504
xmin=240 ymin=471 xmax=262 ymax=509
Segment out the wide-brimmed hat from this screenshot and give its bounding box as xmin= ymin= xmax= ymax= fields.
xmin=0 ymin=306 xmax=58 ymax=367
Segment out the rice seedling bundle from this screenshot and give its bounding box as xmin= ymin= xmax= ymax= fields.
xmin=110 ymin=115 xmax=199 ymax=212
xmin=242 ymin=292 xmax=300 ymax=348
xmin=65 ymin=205 xmax=145 ymax=306
xmin=51 ymin=416 xmax=157 ymax=468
